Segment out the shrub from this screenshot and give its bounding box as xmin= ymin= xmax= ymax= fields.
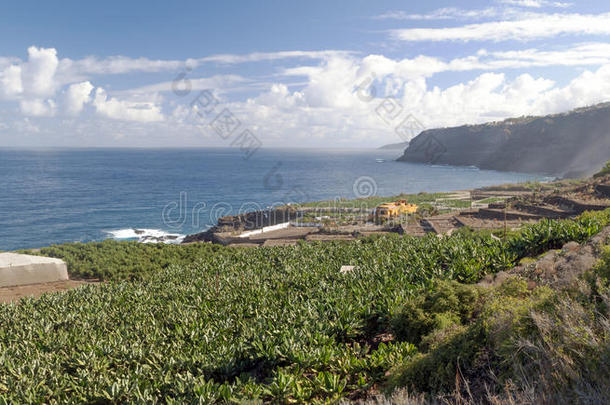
xmin=595 ymin=245 xmax=610 ymax=282
xmin=390 ymin=281 xmax=483 ymax=347
xmin=389 ymin=277 xmax=610 ymax=403
xmin=593 ymin=161 xmax=610 ymax=178
xmin=19 ymin=240 xmax=224 ymax=281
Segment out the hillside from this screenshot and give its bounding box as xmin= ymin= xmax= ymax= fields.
xmin=6 ymin=171 xmax=610 ymax=403
xmin=4 ymin=203 xmax=609 ymax=402
xmin=398 ymin=103 xmax=610 ymax=178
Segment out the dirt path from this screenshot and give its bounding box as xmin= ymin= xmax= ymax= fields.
xmin=0 ymin=280 xmax=98 ymax=304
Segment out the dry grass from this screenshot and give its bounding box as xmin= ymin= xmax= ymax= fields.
xmin=363 ymin=265 xmax=610 ymax=404
xmin=347 ymin=383 xmax=540 ymax=404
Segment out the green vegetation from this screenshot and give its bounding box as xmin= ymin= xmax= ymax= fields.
xmin=480 ymin=178 xmax=583 ymax=192
xmin=594 ymin=160 xmax=610 ymax=178
xmin=475 ymin=197 xmax=507 ymax=204
xmin=24 ymin=210 xmax=608 ymax=284
xmin=295 ymin=192 xmax=472 ymax=226
xmin=19 ymin=240 xmax=223 ymax=281
xmin=1 ymin=209 xmax=609 ymax=403
xmin=508 ymin=211 xmax=608 ymax=257
xmin=451 ymin=225 xmax=519 ymax=240
xmin=298 ymin=192 xmax=451 ymax=210
xmin=595 ymin=244 xmax=610 ymax=282
xmin=415 ymin=203 xmax=439 ymax=218
xmin=442 ymin=199 xmax=471 ymax=209
xmin=388 ymin=274 xmax=610 ymax=403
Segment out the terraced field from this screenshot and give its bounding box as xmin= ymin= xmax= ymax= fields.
xmin=2 ymin=209 xmax=609 ymax=403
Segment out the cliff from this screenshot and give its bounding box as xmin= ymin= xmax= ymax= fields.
xmin=398 ymin=103 xmax=610 ymax=178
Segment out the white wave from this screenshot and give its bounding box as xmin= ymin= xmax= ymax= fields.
xmin=105 ymin=228 xmax=185 ymax=244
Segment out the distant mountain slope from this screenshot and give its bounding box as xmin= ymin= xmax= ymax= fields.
xmin=378 ymin=141 xmax=409 ymax=150
xmin=398 ymin=103 xmax=610 ymax=178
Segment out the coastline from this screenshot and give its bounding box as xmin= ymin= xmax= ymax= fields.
xmin=182 ymin=176 xmax=609 ymax=247
xmin=12 ymin=176 xmax=597 ymax=252
xmin=1 ymin=148 xmax=548 ymax=252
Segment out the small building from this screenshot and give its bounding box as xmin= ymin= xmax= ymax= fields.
xmin=0 ymin=253 xmax=68 ymax=287
xmin=374 ymin=200 xmax=417 ymax=223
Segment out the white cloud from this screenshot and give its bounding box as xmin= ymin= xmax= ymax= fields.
xmin=279 ymin=43 xmax=610 ymax=87
xmin=92 ymin=88 xmax=164 ymax=122
xmin=489 ymin=42 xmax=610 ymax=67
xmin=0 ymin=65 xmax=23 ymax=97
xmin=0 ymin=57 xmax=20 ymax=70
xmin=498 ymin=0 xmax=572 ymax=8
xmin=19 ymin=98 xmax=56 ymax=117
xmin=1 ymin=47 xmax=61 ymax=118
xmin=0 ymin=47 xmax=60 ymax=99
xmin=198 ymin=50 xmax=354 ymax=64
xmin=121 ymin=74 xmax=247 ymax=95
xmin=52 ymin=50 xmax=353 ymax=82
xmin=63 ymin=81 xmax=94 ymax=115
xmin=21 ymin=46 xmax=59 ymax=96
xmin=58 ymin=56 xmax=186 ymax=76
xmin=534 ymin=64 xmax=610 ymax=112
xmin=375 ymin=8 xmax=501 ymax=21
xmin=192 ymin=51 xmax=610 ymax=147
xmin=388 ymin=64 xmax=609 ymax=127
xmin=13 ymin=118 xmax=40 ymax=133
xmin=358 ymin=54 xmax=449 ymax=80
xmin=374 ymin=5 xmax=573 ymax=21
xmin=2 ymin=43 xmax=610 ymax=147
xmin=391 ymin=13 xmax=610 ymax=42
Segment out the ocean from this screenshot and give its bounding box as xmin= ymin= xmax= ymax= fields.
xmin=0 ymin=148 xmax=550 ymax=250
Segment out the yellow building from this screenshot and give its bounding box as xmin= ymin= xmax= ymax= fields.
xmin=373 ymin=200 xmax=417 ymax=223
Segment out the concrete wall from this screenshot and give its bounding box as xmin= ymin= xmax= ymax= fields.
xmin=238 ymin=222 xmax=291 ymax=238
xmin=0 ymin=253 xmax=69 ymax=287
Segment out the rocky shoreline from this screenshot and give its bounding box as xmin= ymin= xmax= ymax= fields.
xmin=182 ymin=175 xmax=610 ymax=247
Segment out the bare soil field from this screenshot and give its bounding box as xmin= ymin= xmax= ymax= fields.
xmin=0 ymin=280 xmax=98 ymax=303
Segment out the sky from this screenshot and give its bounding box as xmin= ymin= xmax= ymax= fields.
xmin=0 ymin=0 xmax=610 ymax=148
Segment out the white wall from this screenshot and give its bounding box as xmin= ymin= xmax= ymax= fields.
xmin=238 ymin=222 xmax=291 ymax=238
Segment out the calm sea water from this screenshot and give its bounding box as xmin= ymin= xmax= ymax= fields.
xmin=0 ymin=148 xmax=549 ymax=250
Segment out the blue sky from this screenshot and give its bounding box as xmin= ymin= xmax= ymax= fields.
xmin=0 ymin=0 xmax=609 ymax=147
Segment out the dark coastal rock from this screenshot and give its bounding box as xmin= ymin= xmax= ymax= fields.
xmin=140 ymin=234 xmax=180 ymax=243
xmin=596 ymin=184 xmax=610 ymax=198
xmin=398 ymin=102 xmax=610 ymax=178
xmin=213 ymin=206 xmax=299 ymax=231
xmin=182 ymin=206 xmax=300 ymax=244
xmin=182 ymin=229 xmax=219 ymax=244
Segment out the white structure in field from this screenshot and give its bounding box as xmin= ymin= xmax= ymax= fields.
xmin=238 ymin=222 xmax=291 ymax=238
xmin=0 ymin=253 xmax=69 ymax=287
xmin=340 ymin=265 xmax=356 ymax=274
